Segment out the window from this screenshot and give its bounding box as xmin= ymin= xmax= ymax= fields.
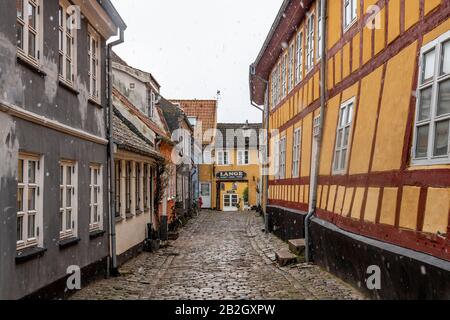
xmin=188 ymin=117 xmax=197 ymax=126
xmin=135 ymin=162 xmax=142 ymax=213
xmin=273 ymin=139 xmax=280 ymax=179
xmin=277 ymin=61 xmax=281 ymax=103
xmin=271 ymin=71 xmax=276 ymax=108
xmin=17 ymin=155 xmax=42 ymax=249
xmin=58 ymin=1 xmax=76 ymax=84
xmin=279 ymin=137 xmax=287 ymax=179
xmin=16 ymin=0 xmax=40 ymax=62
xmin=306 ymin=13 xmax=315 ymax=71
xmin=125 ymin=161 xmax=131 ymax=214
xmin=217 ymin=150 xmax=230 ymax=165
xmin=147 ymin=90 xmax=155 ymax=118
xmin=88 ymin=28 xmax=100 ymax=101
xmin=317 ymin=0 xmax=323 ymax=60
xmin=296 ymin=31 xmax=303 ymax=84
xmin=144 ymin=164 xmax=151 ymax=210
xmin=114 ymin=160 xmax=121 ymax=217
xmin=288 ymin=44 xmax=294 ymax=92
xmin=89 ymin=165 xmax=102 ymax=231
xmin=292 ymin=128 xmax=302 ymax=178
xmin=60 ymin=161 xmax=77 ymax=239
xmin=238 ymin=150 xmax=249 ymax=165
xmin=413 ymin=32 xmax=450 ymax=164
xmin=281 ymin=54 xmax=287 ymax=98
xmin=343 ymin=0 xmax=358 ymax=30
xmin=333 ymin=100 xmax=354 ymax=173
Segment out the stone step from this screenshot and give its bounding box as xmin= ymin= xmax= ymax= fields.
xmin=168 ymin=232 xmax=179 ymax=241
xmin=288 ymin=239 xmax=306 ymax=256
xmin=275 ymin=249 xmax=297 ymax=267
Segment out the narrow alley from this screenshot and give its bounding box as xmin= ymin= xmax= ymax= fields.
xmin=72 ymin=211 xmax=363 ymax=300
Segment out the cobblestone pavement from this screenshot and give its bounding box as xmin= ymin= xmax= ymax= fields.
xmin=72 ymin=211 xmax=365 ymax=300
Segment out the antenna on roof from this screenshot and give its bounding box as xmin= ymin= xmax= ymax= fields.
xmin=216 ymin=90 xmax=221 ymax=109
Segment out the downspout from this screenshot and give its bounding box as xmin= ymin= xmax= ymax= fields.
xmin=249 ymin=65 xmax=270 ymax=233
xmin=107 ymin=28 xmax=125 ymax=276
xmin=305 ymin=0 xmax=327 ymax=263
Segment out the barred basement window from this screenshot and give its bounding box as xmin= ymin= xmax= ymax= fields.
xmin=60 ymin=161 xmax=77 ymax=239
xmin=88 ymin=27 xmax=101 ymax=101
xmin=292 ymin=128 xmax=302 ymax=178
xmin=16 ymin=0 xmax=41 ymax=62
xmin=306 ymin=12 xmax=315 ymax=72
xmin=333 ymin=99 xmax=354 ymax=174
xmin=295 ymin=31 xmax=303 ymax=84
xmin=17 ymin=154 xmax=42 ymax=250
xmin=413 ymin=31 xmax=450 ymax=165
xmin=58 ymin=1 xmax=76 ymax=85
xmin=89 ymin=164 xmax=102 ymax=231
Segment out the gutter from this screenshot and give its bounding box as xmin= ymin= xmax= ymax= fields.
xmin=305 ymin=0 xmax=327 ymax=263
xmin=249 ymin=66 xmax=270 ymax=233
xmin=107 ymin=27 xmax=125 ymax=277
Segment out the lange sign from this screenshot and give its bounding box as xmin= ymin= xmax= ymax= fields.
xmin=216 ymin=171 xmax=247 ymax=180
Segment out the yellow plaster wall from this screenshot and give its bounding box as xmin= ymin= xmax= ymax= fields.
xmin=351 ymin=187 xmax=365 ymax=219
xmin=399 ymin=186 xmax=420 ymax=230
xmin=404 ymin=0 xmax=420 ymax=31
xmin=301 ymin=114 xmax=312 ymax=178
xmin=388 ymin=0 xmax=401 ymax=44
xmin=327 ymin=0 xmax=342 ymax=49
xmin=374 ymin=8 xmax=386 ymax=55
xmin=425 ymin=0 xmax=442 ymax=15
xmin=379 ymin=187 xmax=398 ymax=226
xmin=423 ymin=188 xmax=450 ymax=234
xmin=319 ymin=95 xmax=341 ymax=175
xmin=364 ymin=188 xmax=380 ymax=222
xmin=372 ymin=42 xmax=417 ymax=172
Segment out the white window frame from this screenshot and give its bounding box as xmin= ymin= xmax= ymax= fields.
xmin=89 ymin=164 xmax=103 ymax=231
xmin=17 ymin=154 xmax=43 ymax=250
xmin=412 ymin=31 xmax=450 ymax=165
xmin=279 ymin=136 xmax=287 ymax=179
xmin=306 ymin=12 xmax=315 ymax=72
xmin=317 ymin=0 xmax=323 ymax=61
xmin=88 ymin=26 xmax=101 ymax=102
xmin=237 ymin=150 xmax=249 ymax=165
xmin=292 ymin=128 xmax=302 ymax=178
xmin=333 ymin=98 xmax=355 ymax=174
xmin=281 ymin=55 xmax=287 ymax=98
xmin=277 ymin=61 xmax=282 ymax=104
xmin=16 ymin=0 xmax=42 ymax=65
xmin=60 ymin=161 xmax=77 ymax=239
xmin=273 ymin=139 xmax=280 ymax=179
xmin=295 ymin=31 xmax=303 ymax=84
xmin=343 ymin=0 xmax=358 ymax=32
xmin=288 ymin=43 xmax=294 ymax=92
xmin=217 ymin=150 xmax=230 ymax=165
xmin=58 ymin=0 xmax=77 ymax=86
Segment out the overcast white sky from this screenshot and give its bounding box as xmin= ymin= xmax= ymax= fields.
xmin=110 ymin=0 xmax=282 ymax=123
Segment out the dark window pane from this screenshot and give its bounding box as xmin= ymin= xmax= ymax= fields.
xmin=434 ymin=120 xmax=449 ymax=157
xmin=437 ymin=79 xmax=450 ymax=116
xmin=416 ymin=125 xmax=429 ymax=158
xmin=418 ymin=87 xmax=432 ymax=121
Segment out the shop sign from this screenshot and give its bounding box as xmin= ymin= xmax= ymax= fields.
xmin=216 ymin=171 xmax=247 ymax=180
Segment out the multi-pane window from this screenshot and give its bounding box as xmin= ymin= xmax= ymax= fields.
xmin=60 ymin=161 xmax=76 ymax=239
xmin=277 ymin=61 xmax=281 ymax=103
xmin=217 ymin=150 xmax=230 ymax=165
xmin=306 ymin=13 xmax=315 ymax=71
xmin=288 ymin=44 xmax=294 ymax=92
xmin=125 ymin=161 xmax=131 ymax=214
xmin=114 ymin=160 xmax=121 ymax=217
xmin=413 ymin=32 xmax=450 ymax=164
xmin=343 ymin=0 xmax=358 ymax=30
xmin=271 ymin=70 xmax=277 ymax=108
xmin=292 ymin=128 xmax=302 ymax=178
xmin=17 ymin=155 xmax=41 ymax=249
xmin=147 ymin=90 xmax=155 ymax=118
xmin=16 ymin=0 xmax=40 ymax=61
xmin=143 ymin=164 xmax=150 ymax=210
xmin=279 ymin=137 xmax=287 ymax=179
xmin=89 ymin=165 xmax=102 ymax=231
xmin=88 ymin=28 xmax=100 ymax=101
xmin=281 ymin=55 xmax=287 ymax=98
xmin=237 ymin=150 xmax=249 ymax=165
xmin=58 ymin=2 xmax=76 ymax=84
xmin=296 ymin=31 xmax=303 ymax=84
xmin=273 ymin=139 xmax=280 ymax=179
xmin=135 ymin=162 xmax=142 ymax=213
xmin=317 ymin=0 xmax=323 ymax=59
xmin=333 ymin=100 xmax=354 ymax=173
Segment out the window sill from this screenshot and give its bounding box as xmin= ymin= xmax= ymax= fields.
xmin=88 ymin=97 xmax=103 ymax=109
xmin=58 ymin=237 xmax=81 ymax=250
xmin=16 ymin=246 xmax=47 ymax=264
xmin=343 ymin=19 xmax=358 ymax=34
xmin=59 ymin=79 xmax=80 ymax=95
xmin=16 ymin=55 xmax=47 ymax=77
xmin=89 ymin=229 xmax=106 ymax=240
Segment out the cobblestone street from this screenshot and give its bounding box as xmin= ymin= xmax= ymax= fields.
xmin=72 ymin=211 xmax=364 ymax=300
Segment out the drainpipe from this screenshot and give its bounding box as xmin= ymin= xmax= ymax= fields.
xmin=107 ymin=27 xmax=125 ymax=277
xmin=305 ymin=0 xmax=327 ymax=263
xmin=249 ymin=65 xmax=269 ymax=233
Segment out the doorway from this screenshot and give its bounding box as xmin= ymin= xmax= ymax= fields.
xmin=200 ymin=182 xmax=211 ymax=208
xmin=223 ymin=194 xmax=239 ymax=211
